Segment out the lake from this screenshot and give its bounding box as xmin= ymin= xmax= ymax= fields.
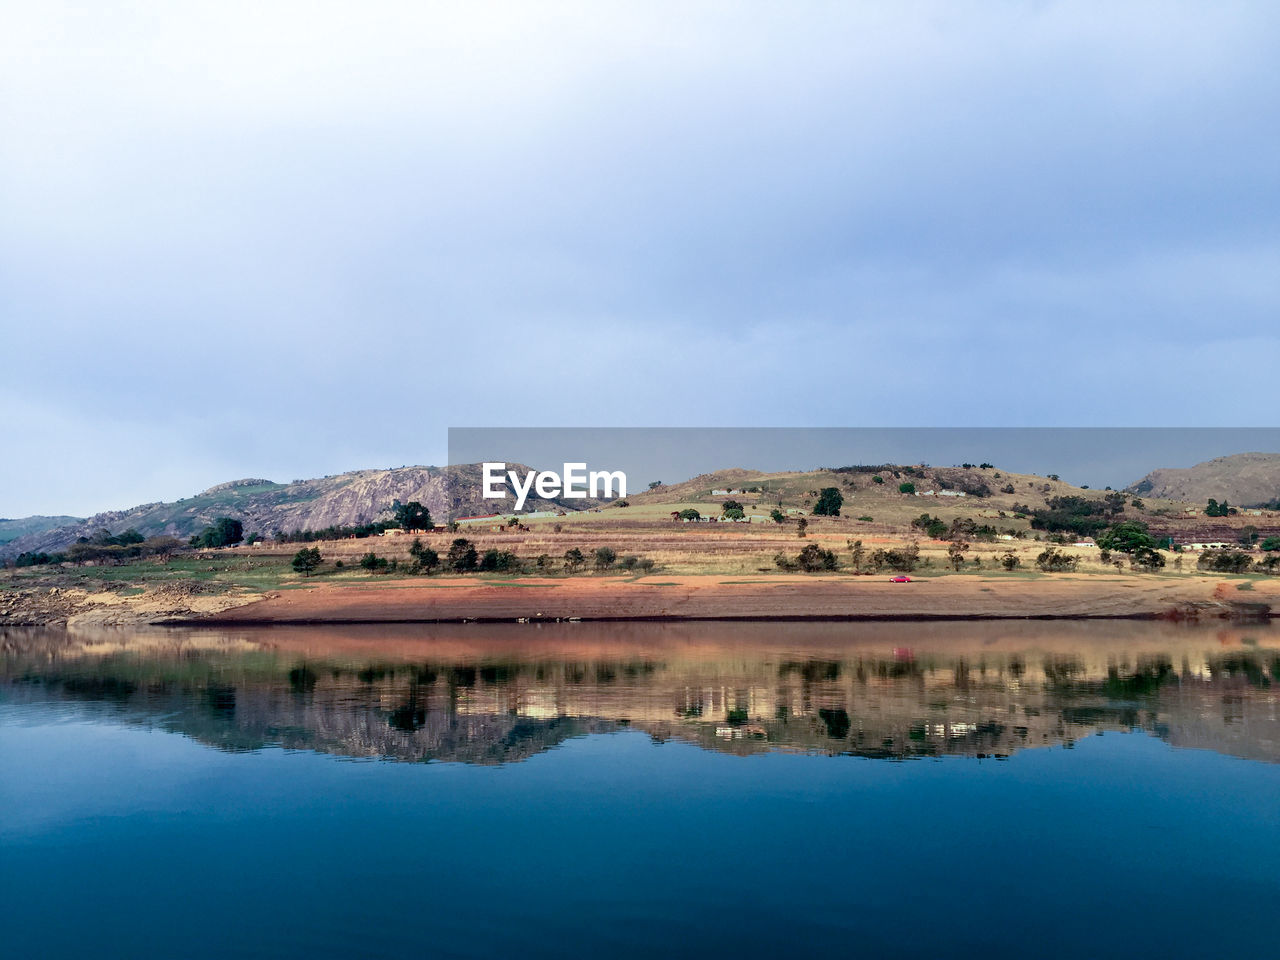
xmin=3 ymin=620 xmax=1279 ymax=958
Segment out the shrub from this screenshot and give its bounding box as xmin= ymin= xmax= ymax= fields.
xmin=1035 ymin=548 xmax=1078 ymax=572
xmin=563 ymin=547 xmax=586 ymax=573
xmin=898 ymin=482 xmax=916 ymax=494
xmin=770 ymin=509 xmax=786 ymax=524
xmin=359 ymin=551 xmax=389 ymax=572
xmin=795 ymin=543 xmax=838 ymax=571
xmin=593 ymin=546 xmax=617 ymax=571
xmin=447 ymin=538 xmax=478 ymax=572
xmin=1000 ymin=552 xmax=1020 ymax=571
xmin=479 ymin=549 xmax=520 ymax=572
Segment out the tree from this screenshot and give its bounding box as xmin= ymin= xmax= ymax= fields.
xmin=848 ymin=539 xmax=865 ymax=572
xmin=1096 ymin=520 xmax=1157 ymax=556
xmin=291 ymin=547 xmax=322 ymax=576
xmin=563 ymin=547 xmax=586 ymax=573
xmin=723 ymin=507 xmax=745 ymax=520
xmin=947 ymin=541 xmax=969 ymax=571
xmin=359 ymin=551 xmax=389 ymax=572
xmin=648 ymin=481 xmax=662 ymax=490
xmin=1238 ymin=525 xmax=1260 ymax=547
xmin=593 ymin=546 xmax=617 ymax=571
xmin=678 ymin=508 xmax=701 ymax=521
xmin=479 ymin=549 xmax=520 ymax=572
xmin=770 ymin=508 xmax=786 ymax=524
xmin=392 ymin=500 xmax=433 ymax=531
xmin=409 ymin=538 xmax=439 ymax=573
xmin=1000 ymin=552 xmax=1020 ymax=571
xmin=898 ymin=482 xmax=916 ymax=494
xmin=1262 ymin=536 xmax=1280 ymax=552
xmin=194 ymin=517 xmax=244 ymax=548
xmin=812 ymin=487 xmax=843 ymax=517
xmin=721 ymin=499 xmax=743 ymax=514
xmin=796 ymin=517 xmax=808 ymax=538
xmin=447 ymin=538 xmax=478 ymax=572
xmin=872 ymin=475 xmax=885 ymax=484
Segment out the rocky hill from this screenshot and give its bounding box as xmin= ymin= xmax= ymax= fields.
xmin=0 ymin=464 xmax=598 ymax=560
xmin=1127 ymin=452 xmax=1280 ymax=507
xmin=0 ymin=516 xmax=83 ymax=546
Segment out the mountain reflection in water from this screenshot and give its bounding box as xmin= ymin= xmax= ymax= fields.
xmin=3 ymin=620 xmax=1278 ymax=765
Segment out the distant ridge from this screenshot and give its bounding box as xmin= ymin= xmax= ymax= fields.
xmin=0 ymin=464 xmax=597 ymax=560
xmin=1126 ymin=452 xmax=1280 ymax=506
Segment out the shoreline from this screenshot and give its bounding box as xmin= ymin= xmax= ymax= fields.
xmin=163 ymin=573 xmax=1278 ymax=627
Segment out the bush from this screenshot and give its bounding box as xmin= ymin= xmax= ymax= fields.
xmin=563 ymin=547 xmax=586 ymax=573
xmin=898 ymin=482 xmax=916 ymax=494
xmin=409 ymin=538 xmax=439 ymax=573
xmin=593 ymin=546 xmax=617 ymax=570
xmin=795 ymin=543 xmax=838 ymax=571
xmin=359 ymin=551 xmax=389 ymax=572
xmin=447 ymin=538 xmax=478 ymax=572
xmin=869 ymin=544 xmax=920 ymax=572
xmin=770 ymin=509 xmax=786 ymax=523
xmin=1035 ymin=548 xmax=1078 ymax=572
xmin=1000 ymin=552 xmax=1020 ymax=571
xmin=479 ymin=549 xmax=520 ymax=572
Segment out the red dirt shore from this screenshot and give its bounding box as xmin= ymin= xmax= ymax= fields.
xmin=186 ymin=573 xmax=1278 ymax=624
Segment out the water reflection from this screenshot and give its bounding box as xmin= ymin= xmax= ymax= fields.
xmin=3 ymin=621 xmax=1278 ymax=764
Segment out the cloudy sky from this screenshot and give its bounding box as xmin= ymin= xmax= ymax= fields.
xmin=3 ymin=2 xmax=1278 ymax=517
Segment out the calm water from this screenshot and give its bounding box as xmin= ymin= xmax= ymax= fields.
xmin=3 ymin=621 xmax=1279 ymax=959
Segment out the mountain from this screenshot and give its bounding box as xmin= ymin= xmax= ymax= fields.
xmin=0 ymin=516 xmax=83 ymax=546
xmin=1126 ymin=452 xmax=1280 ymax=507
xmin=0 ymin=464 xmax=599 ymax=560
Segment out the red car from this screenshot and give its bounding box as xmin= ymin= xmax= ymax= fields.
xmin=889 ymin=575 xmax=912 ymax=582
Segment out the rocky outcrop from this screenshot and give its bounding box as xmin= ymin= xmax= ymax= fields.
xmin=0 ymin=463 xmax=599 ymax=560
xmin=1127 ymin=452 xmax=1280 ymax=506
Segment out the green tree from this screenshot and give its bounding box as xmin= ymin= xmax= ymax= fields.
xmin=392 ymin=501 xmax=433 ymax=531
xmin=796 ymin=517 xmax=808 ymax=538
xmin=898 ymin=482 xmax=916 ymax=494
xmin=795 ymin=543 xmax=838 ymax=571
xmin=723 ymin=507 xmax=745 ymax=520
xmin=721 ymin=499 xmax=743 ymax=513
xmin=872 ymin=475 xmax=885 ymax=484
xmin=1238 ymin=525 xmax=1260 ymax=547
xmin=812 ymin=487 xmax=843 ymax=516
xmin=770 ymin=508 xmax=786 ymax=524
xmin=563 ymin=547 xmax=586 ymax=573
xmin=1000 ymin=552 xmax=1020 ymax=571
xmin=194 ymin=517 xmax=244 ymax=548
xmin=1035 ymin=548 xmax=1078 ymax=572
xmin=1261 ymin=536 xmax=1280 ymax=552
xmin=1096 ymin=520 xmax=1157 ymax=555
xmin=409 ymin=538 xmax=439 ymax=573
xmin=447 ymin=538 xmax=478 ymax=572
xmin=678 ymin=508 xmax=701 ymax=521
xmin=359 ymin=551 xmax=389 ymax=572
xmin=947 ymin=541 xmax=968 ymax=571
xmin=593 ymin=546 xmax=617 ymax=571
xmin=291 ymin=547 xmax=322 ymax=576
xmin=848 ymin=539 xmax=865 ymax=572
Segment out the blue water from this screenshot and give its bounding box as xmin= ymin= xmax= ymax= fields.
xmin=4 ymin=712 xmax=1279 ymax=959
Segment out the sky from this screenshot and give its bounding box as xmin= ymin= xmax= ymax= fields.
xmin=2 ymin=2 xmax=1278 ymax=517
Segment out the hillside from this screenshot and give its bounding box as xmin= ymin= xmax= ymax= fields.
xmin=1127 ymin=452 xmax=1280 ymax=507
xmin=0 ymin=464 xmax=597 ymax=560
xmin=0 ymin=515 xmax=83 ymax=545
